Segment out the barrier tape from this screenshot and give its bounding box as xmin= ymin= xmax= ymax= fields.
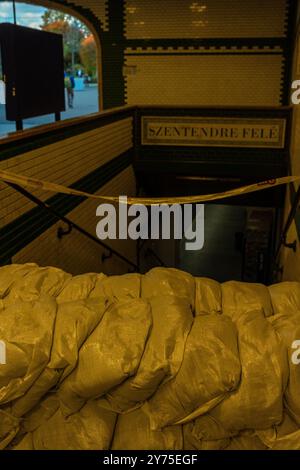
xmin=0 ymin=169 xmax=300 ymax=206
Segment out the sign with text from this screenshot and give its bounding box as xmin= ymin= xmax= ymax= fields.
xmin=141 ymin=116 xmax=286 ymax=148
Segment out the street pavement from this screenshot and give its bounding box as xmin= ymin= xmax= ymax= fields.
xmin=0 ymin=85 xmax=99 ymax=137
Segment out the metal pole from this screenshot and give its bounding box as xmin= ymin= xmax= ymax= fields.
xmin=275 ymin=184 xmax=300 ymax=259
xmin=12 ymin=0 xmax=17 ymax=25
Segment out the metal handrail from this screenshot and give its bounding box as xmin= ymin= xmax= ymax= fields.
xmin=275 ymin=183 xmax=300 ymax=260
xmin=6 ymin=182 xmax=139 ymax=272
xmin=144 ymin=247 xmax=166 ymax=267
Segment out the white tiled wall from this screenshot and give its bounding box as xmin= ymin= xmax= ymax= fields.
xmin=125 ymin=0 xmax=288 ymax=39
xmin=0 ymin=117 xmax=133 ymax=228
xmin=281 ymin=30 xmax=300 ymax=281
xmin=1 ymin=116 xmax=136 ymax=274
xmin=124 ymin=52 xmax=284 ymax=106
xmin=12 ymin=166 xmax=137 ymax=275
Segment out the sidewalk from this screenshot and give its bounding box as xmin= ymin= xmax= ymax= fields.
xmin=0 ymin=86 xmax=99 ymax=136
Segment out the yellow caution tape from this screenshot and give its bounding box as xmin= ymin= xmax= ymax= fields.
xmin=0 ymin=169 xmax=299 ymax=206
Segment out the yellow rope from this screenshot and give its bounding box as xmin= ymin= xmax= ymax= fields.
xmin=0 ymin=169 xmax=299 ymax=206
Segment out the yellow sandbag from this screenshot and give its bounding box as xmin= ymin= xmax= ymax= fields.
xmin=142 ymin=267 xmax=195 ymax=311
xmin=59 ymin=299 xmax=152 ymax=415
xmin=145 ymin=315 xmax=241 ymax=429
xmin=101 ymin=273 xmax=141 ymax=301
xmin=222 ymin=281 xmax=273 ymax=318
xmin=10 ymin=298 xmax=108 ymax=419
xmin=183 ymin=413 xmax=236 ymax=441
xmin=32 ymin=399 xmax=117 ymax=450
xmin=57 ymin=273 xmax=98 ymax=302
xmin=49 ymin=297 xmax=109 ymax=379
xmin=183 ymin=422 xmax=229 ymax=450
xmin=269 ymin=313 xmax=300 ymax=424
xmin=256 ymin=412 xmax=300 ymax=450
xmin=268 ymin=282 xmax=300 ymax=317
xmin=0 ymin=295 xmax=57 ymax=404
xmin=12 ymin=433 xmax=34 ymax=450
xmin=202 ymin=309 xmax=287 ymax=434
xmin=106 ymin=296 xmax=193 ymax=412
xmin=89 ymin=273 xmax=141 ymax=302
xmin=2 ymin=266 xmax=71 ymax=304
xmin=86 ymin=273 xmax=107 ymax=297
xmin=112 ymin=406 xmax=183 ymax=450
xmin=0 ymin=409 xmax=19 ymax=449
xmin=21 ymin=395 xmax=60 ymax=434
xmin=225 ymin=431 xmax=268 ymax=450
xmin=195 ymin=278 xmax=222 ymax=316
xmin=10 ymin=368 xmax=61 ymax=419
xmin=0 ymin=263 xmax=38 ymax=299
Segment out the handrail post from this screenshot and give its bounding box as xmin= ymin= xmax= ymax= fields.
xmin=274 ymin=184 xmax=300 ymax=279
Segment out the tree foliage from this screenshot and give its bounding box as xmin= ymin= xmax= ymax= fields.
xmin=79 ymin=35 xmax=97 ymax=78
xmin=40 ymin=9 xmax=91 ymax=72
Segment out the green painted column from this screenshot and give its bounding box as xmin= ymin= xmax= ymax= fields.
xmin=102 ymin=0 xmax=125 ymax=109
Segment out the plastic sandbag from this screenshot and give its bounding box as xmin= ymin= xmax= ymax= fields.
xmin=256 ymin=412 xmax=300 ymax=450
xmin=0 ymin=295 xmax=57 ymax=404
xmin=21 ymin=395 xmax=60 ymax=434
xmin=49 ymin=297 xmax=109 ymax=379
xmin=12 ymin=433 xmax=34 ymax=450
xmin=201 ymin=309 xmax=288 ymax=435
xmin=101 ymin=273 xmax=141 ymax=301
xmin=59 ymin=299 xmax=152 ymax=415
xmin=222 ymin=281 xmax=273 ymax=318
xmin=10 ymin=298 xmax=108 ymax=419
xmin=225 ymin=431 xmax=268 ymax=450
xmin=57 ymin=273 xmax=98 ymax=302
xmin=3 ymin=266 xmax=71 ymax=305
xmin=183 ymin=413 xmax=236 ymax=441
xmin=195 ymin=278 xmax=222 ymax=316
xmin=145 ymin=314 xmax=241 ymax=429
xmin=0 ymin=263 xmax=38 ymax=299
xmin=86 ymin=273 xmax=107 ymax=298
xmin=269 ymin=313 xmax=300 ymax=425
xmin=183 ymin=422 xmax=230 ymax=450
xmin=112 ymin=406 xmax=183 ymax=450
xmin=10 ymin=368 xmax=61 ymax=419
xmin=32 ymin=399 xmax=117 ymax=450
xmin=106 ymin=296 xmax=193 ymax=412
xmin=0 ymin=409 xmax=19 ymax=449
xmin=142 ymin=267 xmax=195 ymax=311
xmin=268 ymin=282 xmax=300 ymax=317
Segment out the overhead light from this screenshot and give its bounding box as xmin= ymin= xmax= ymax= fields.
xmin=192 ymin=20 xmax=208 ymax=26
xmin=190 ymin=3 xmax=207 ymax=13
xmin=127 ymin=6 xmax=137 ymax=14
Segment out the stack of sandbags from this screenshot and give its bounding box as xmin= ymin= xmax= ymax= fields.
xmin=144 ymin=314 xmax=241 ymax=429
xmin=58 ymin=299 xmax=152 ymax=415
xmin=105 ymin=295 xmax=193 ymax=413
xmin=112 ymin=407 xmax=183 ymax=450
xmin=0 ymin=265 xmax=299 ymax=450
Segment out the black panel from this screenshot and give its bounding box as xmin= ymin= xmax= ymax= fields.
xmin=0 ymin=23 xmax=65 ymax=120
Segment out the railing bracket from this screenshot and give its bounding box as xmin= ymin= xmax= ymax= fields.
xmin=282 ymin=238 xmax=297 ymax=252
xmin=57 ymin=223 xmax=73 ymax=239
xmin=101 ymin=250 xmax=112 ymax=263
